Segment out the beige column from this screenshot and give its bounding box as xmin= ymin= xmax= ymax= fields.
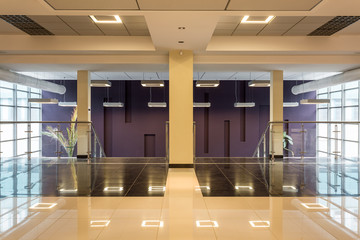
xmin=270 ymin=70 xmax=284 ymax=158
xmin=169 ymin=50 xmax=193 ymax=166
xmin=77 ymin=70 xmax=91 ymax=158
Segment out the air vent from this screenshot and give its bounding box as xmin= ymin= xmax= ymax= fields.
xmin=308 ymin=16 xmax=360 ymax=36
xmin=0 ymin=15 xmax=53 ymax=35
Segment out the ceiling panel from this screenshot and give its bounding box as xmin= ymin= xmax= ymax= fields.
xmin=137 ymin=0 xmax=228 ymax=10
xmin=59 ymin=16 xmax=103 ymax=35
xmin=284 ymin=16 xmax=333 ymax=36
xmin=0 ymin=18 xmax=25 ymax=35
xmin=258 ymin=16 xmax=303 ymax=36
xmin=227 ymin=0 xmax=322 ymax=11
xmin=29 ymin=16 xmax=78 ymax=36
xmin=44 ymin=0 xmax=139 ymax=10
xmin=95 ymin=24 xmax=129 ymax=36
xmin=232 ymin=23 xmax=265 ymax=36
xmin=213 ymin=16 xmax=240 ymax=36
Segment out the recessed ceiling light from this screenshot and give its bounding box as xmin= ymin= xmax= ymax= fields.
xmin=241 ymin=16 xmax=275 ymax=24
xmin=196 ymin=220 xmax=219 ymax=228
xmin=90 ymin=220 xmax=111 ymax=227
xmin=178 ymin=27 xmax=186 ymax=30
xmin=178 ymin=41 xmax=184 ymax=44
xmin=249 ymin=221 xmax=270 ymax=228
xmin=141 ymin=220 xmax=164 ymax=227
xmin=90 ymin=15 xmax=122 ymax=23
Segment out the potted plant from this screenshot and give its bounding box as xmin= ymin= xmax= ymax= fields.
xmin=283 ymin=131 xmax=295 ymax=157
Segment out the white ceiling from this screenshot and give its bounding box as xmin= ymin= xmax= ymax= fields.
xmin=227 ymin=0 xmax=322 ymax=11
xmin=16 ymin=71 xmax=341 ymax=81
xmin=44 ymin=0 xmax=139 ymax=10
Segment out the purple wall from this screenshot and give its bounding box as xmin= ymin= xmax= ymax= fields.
xmin=43 ymin=80 xmax=316 ymax=157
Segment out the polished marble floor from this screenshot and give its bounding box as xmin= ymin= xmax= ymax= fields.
xmin=0 ymin=167 xmax=359 ymax=239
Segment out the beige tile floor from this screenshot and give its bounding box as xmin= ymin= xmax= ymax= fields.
xmin=0 ymin=168 xmax=359 ymax=239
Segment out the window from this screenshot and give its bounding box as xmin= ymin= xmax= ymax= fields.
xmin=0 ymin=80 xmax=41 ymax=158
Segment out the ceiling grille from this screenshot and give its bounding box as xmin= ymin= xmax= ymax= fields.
xmin=308 ymin=16 xmax=360 ymax=36
xmin=0 ymin=15 xmax=53 ymax=35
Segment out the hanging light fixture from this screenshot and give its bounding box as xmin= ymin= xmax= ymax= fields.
xmin=28 ymin=98 xmax=58 ymax=104
xmin=196 ymin=80 xmax=220 ymax=88
xmin=193 ymin=102 xmax=211 ymax=107
xmin=147 ymin=84 xmax=167 ymax=108
xmin=248 ymin=80 xmax=270 ymax=87
xmin=300 ymin=99 xmax=330 ymax=105
xmin=283 ymin=102 xmax=299 ymax=107
xmin=233 ymin=79 xmax=255 ymax=108
xmin=91 ymin=80 xmax=111 ymax=87
xmin=103 ymin=80 xmax=124 ymax=108
xmin=58 ymin=102 xmax=77 ymax=107
xmin=141 ymin=80 xmax=164 ymax=87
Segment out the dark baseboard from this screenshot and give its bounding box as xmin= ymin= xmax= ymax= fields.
xmin=273 ymin=155 xmax=284 ymax=159
xmin=169 ymin=164 xmax=194 ymax=168
xmin=77 ymin=155 xmax=88 ymax=159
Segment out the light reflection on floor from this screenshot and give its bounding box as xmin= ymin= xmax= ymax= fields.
xmin=0 ymin=169 xmax=359 ymax=239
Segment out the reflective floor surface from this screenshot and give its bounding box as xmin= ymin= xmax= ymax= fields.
xmin=1 ymin=168 xmax=360 ymax=239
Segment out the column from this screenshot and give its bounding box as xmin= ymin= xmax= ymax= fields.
xmin=270 ymin=70 xmax=284 ymax=158
xmin=169 ymin=50 xmax=193 ymax=167
xmin=77 ymin=70 xmax=91 ymax=158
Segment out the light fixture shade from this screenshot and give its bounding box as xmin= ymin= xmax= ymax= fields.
xmin=283 ymin=102 xmax=299 ymax=107
xmin=91 ymin=80 xmax=112 ymax=87
xmin=90 ymin=15 xmax=122 ymax=23
xmin=193 ymin=102 xmax=211 ymax=107
xmin=248 ymin=80 xmax=270 ymax=87
xmin=234 ymin=102 xmax=255 ymax=107
xmin=196 ymin=80 xmax=220 ymax=88
xmin=28 ymin=98 xmax=58 ymax=104
xmin=300 ymin=99 xmax=330 ymax=104
xmin=58 ymin=102 xmax=77 ymax=107
xmin=141 ymin=80 xmax=165 ymax=87
xmin=148 ymin=102 xmax=167 ymax=107
xmin=103 ymin=102 xmax=124 ymax=107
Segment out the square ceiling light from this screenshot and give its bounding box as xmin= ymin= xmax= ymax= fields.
xmin=196 ymin=80 xmax=220 ymax=87
xmin=249 ymin=221 xmax=270 ymax=228
xmin=103 ymin=102 xmax=124 ymax=107
xmin=241 ymin=16 xmax=275 ymax=24
xmin=91 ymin=80 xmax=111 ymax=87
xmin=248 ymin=80 xmax=270 ymax=87
xmin=28 ymin=98 xmax=58 ymax=104
xmin=141 ymin=80 xmax=165 ymax=87
xmin=90 ymin=15 xmax=122 ymax=23
xmin=300 ymin=203 xmax=329 ymax=212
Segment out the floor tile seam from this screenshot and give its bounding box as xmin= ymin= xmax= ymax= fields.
xmin=211 ymin=160 xmax=237 ymax=189
xmin=238 ymin=164 xmax=269 ymax=187
xmin=31 ymin=215 xmax=66 ymax=240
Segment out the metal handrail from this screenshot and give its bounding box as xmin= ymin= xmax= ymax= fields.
xmin=0 ymin=121 xmax=106 ymax=159
xmin=252 ymin=121 xmax=360 ymax=158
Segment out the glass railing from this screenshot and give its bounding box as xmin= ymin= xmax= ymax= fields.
xmin=0 ymin=121 xmax=106 ymax=159
xmin=253 ymin=121 xmax=360 ymax=161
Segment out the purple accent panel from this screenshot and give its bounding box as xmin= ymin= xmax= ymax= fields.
xmin=43 ymin=80 xmax=315 ymax=157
